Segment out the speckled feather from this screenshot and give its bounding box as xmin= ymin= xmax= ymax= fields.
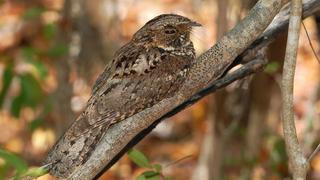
xmin=44 ymin=14 xmax=200 ymax=178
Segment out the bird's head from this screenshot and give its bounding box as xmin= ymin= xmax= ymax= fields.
xmin=132 ymin=14 xmax=201 ymax=50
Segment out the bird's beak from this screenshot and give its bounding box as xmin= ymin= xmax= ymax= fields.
xmin=190 ymin=21 xmax=202 ymax=27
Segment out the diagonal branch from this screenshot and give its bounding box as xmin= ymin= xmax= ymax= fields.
xmin=308 ymin=143 xmax=320 ymax=162
xmin=239 ymin=0 xmax=320 ymax=63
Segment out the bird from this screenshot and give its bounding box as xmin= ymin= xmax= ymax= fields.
xmin=44 ymin=14 xmax=201 ymax=178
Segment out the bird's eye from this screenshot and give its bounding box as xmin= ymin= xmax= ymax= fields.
xmin=164 ymin=28 xmax=177 ymax=35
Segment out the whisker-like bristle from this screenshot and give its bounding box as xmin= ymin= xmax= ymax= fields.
xmin=190 ymin=29 xmax=205 ymax=44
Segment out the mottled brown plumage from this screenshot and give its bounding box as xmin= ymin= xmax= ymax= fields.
xmin=44 ymin=14 xmax=200 ymax=178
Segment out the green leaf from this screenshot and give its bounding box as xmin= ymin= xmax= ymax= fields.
xmin=142 ymin=171 xmax=160 ymax=177
xmin=11 ymin=73 xmax=44 ymax=117
xmin=19 ymin=73 xmax=43 ymax=107
xmin=23 ymin=7 xmax=45 ymax=19
xmin=46 ymin=43 xmax=69 ymax=57
xmin=28 ymin=118 xmax=44 ymax=131
xmin=29 ymin=60 xmax=48 ymax=80
xmin=268 ymin=136 xmax=288 ymax=171
xmin=137 ymin=175 xmax=147 ymax=180
xmin=147 ymin=175 xmax=160 ymax=180
xmin=165 ymin=176 xmax=173 ymax=180
xmin=20 ymin=167 xmax=47 ymax=178
xmin=43 ymin=23 xmax=57 ymax=39
xmin=22 ymin=47 xmax=38 ymax=62
xmin=128 ymin=149 xmax=151 ymax=168
xmin=136 ymin=171 xmax=160 ymax=180
xmin=22 ymin=47 xmax=48 ymax=80
xmin=11 ymin=94 xmax=24 ymax=117
xmin=264 ymin=62 xmax=280 ymax=74
xmin=0 ymin=163 xmax=9 ymax=179
xmin=0 ymin=63 xmax=14 ymax=107
xmin=152 ymin=164 xmax=162 ymax=172
xmin=272 ymin=138 xmax=287 ymax=163
xmin=0 ymin=149 xmax=28 ymax=174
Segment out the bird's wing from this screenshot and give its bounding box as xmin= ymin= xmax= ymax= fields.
xmin=45 ymin=44 xmax=152 ymax=176
xmin=92 ymin=42 xmax=146 ymax=93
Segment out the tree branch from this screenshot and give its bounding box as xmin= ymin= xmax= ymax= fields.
xmin=282 ymin=0 xmax=309 ymax=179
xmin=45 ymin=0 xmax=320 ymax=179
xmin=239 ymin=0 xmax=320 ymax=63
xmin=308 ymin=143 xmax=320 ymax=162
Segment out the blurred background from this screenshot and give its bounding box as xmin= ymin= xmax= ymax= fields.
xmin=0 ymin=0 xmax=319 ymax=179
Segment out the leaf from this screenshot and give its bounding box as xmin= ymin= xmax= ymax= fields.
xmin=272 ymin=138 xmax=287 ymax=163
xmin=43 ymin=23 xmax=57 ymax=39
xmin=0 ymin=164 xmax=9 ymax=179
xmin=22 ymin=47 xmax=38 ymax=62
xmin=268 ymin=136 xmax=288 ymax=172
xmin=264 ymin=62 xmax=280 ymax=74
xmin=147 ymin=175 xmax=160 ymax=180
xmin=128 ymin=149 xmax=151 ymax=168
xmin=28 ymin=118 xmax=44 ymax=132
xmin=165 ymin=176 xmax=173 ymax=180
xmin=11 ymin=94 xmax=24 ymax=117
xmin=20 ymin=167 xmax=47 ymax=178
xmin=46 ymin=43 xmax=69 ymax=57
xmin=22 ymin=47 xmax=48 ymax=80
xmin=0 ymin=149 xmax=28 ymax=174
xmin=29 ymin=60 xmax=48 ymax=80
xmin=137 ymin=175 xmax=147 ymax=180
xmin=152 ymin=164 xmax=162 ymax=172
xmin=23 ymin=7 xmax=45 ymax=19
xmin=142 ymin=171 xmax=160 ymax=177
xmin=136 ymin=171 xmax=160 ymax=180
xmin=0 ymin=63 xmax=14 ymax=107
xmin=11 ymin=73 xmax=44 ymax=117
xmin=19 ymin=73 xmax=43 ymax=107
xmin=0 ymin=150 xmax=46 ymax=179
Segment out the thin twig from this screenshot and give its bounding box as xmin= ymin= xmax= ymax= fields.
xmin=308 ymin=143 xmax=320 ymax=162
xmin=164 ymin=155 xmax=193 ymax=168
xmin=282 ymin=0 xmax=308 ymax=178
xmin=302 ymin=21 xmax=320 ymax=64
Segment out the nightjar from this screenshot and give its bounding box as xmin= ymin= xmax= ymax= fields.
xmin=45 ymin=14 xmax=200 ymax=178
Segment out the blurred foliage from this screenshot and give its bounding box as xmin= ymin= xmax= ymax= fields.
xmin=22 ymin=47 xmax=48 ymax=80
xmin=264 ymin=61 xmax=280 ymax=74
xmin=12 ymin=73 xmax=44 ymax=115
xmin=128 ymin=149 xmax=152 ymax=168
xmin=268 ymin=136 xmax=288 ymax=173
xmin=0 ymin=3 xmax=62 ymax=178
xmin=128 ymin=149 xmax=173 ymax=180
xmin=43 ymin=23 xmax=57 ymax=40
xmin=0 ymin=62 xmax=13 ymax=108
xmin=0 ymin=148 xmax=47 ymax=179
xmin=23 ymin=7 xmax=46 ymax=20
xmin=46 ymin=43 xmax=69 ymax=57
xmin=0 ymin=148 xmax=28 ymax=178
